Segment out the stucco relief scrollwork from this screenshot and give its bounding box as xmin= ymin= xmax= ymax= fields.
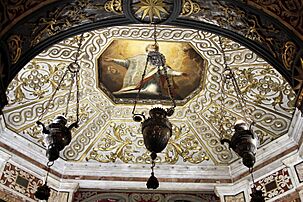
xmin=6 ymin=61 xmax=71 ymax=106
xmin=3 ymin=25 xmax=296 ymax=165
xmin=64 ymin=110 xmax=110 ymax=160
xmin=104 ymin=0 xmax=123 ymax=15
xmin=85 ymin=122 xmax=210 ymax=164
xmin=181 ymin=0 xmax=201 ymax=16
xmin=231 ymin=65 xmax=295 ymax=111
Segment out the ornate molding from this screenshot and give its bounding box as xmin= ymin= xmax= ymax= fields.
xmin=130 ymin=0 xmax=174 ymax=23
xmin=73 ymin=191 xmax=219 ymax=202
xmin=0 ymin=162 xmax=43 ymax=200
xmin=247 ymin=0 xmax=303 ymax=41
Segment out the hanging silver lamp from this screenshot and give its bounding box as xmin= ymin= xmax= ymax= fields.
xmin=132 ymin=25 xmax=176 ymax=189
xmin=221 ymin=120 xmax=257 ymax=168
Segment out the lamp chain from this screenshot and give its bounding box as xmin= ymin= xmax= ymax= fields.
xmin=37 ymin=33 xmax=84 ymax=122
xmin=250 ymin=168 xmax=255 ymax=184
xmin=132 ymin=55 xmax=149 ymax=116
xmin=162 ymin=59 xmax=176 ymax=109
xmin=75 ymin=33 xmax=85 ymax=63
xmin=218 ymin=36 xmax=251 ymax=125
xmin=44 ymin=161 xmax=54 ymax=185
xmin=153 ymin=23 xmax=176 ymax=110
xmin=153 ymin=23 xmax=158 ymax=47
xmin=132 ymin=25 xmax=176 ymax=117
xmin=37 ymin=70 xmax=68 ymax=121
xmin=65 ymin=73 xmax=76 ymax=116
xmin=218 ymin=37 xmax=227 ymax=140
xmin=76 ymin=70 xmax=80 ymax=123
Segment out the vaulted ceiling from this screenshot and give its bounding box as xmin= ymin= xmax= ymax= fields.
xmin=0 ymin=0 xmax=303 ymax=194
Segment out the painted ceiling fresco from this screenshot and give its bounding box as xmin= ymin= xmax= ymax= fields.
xmin=98 ymin=39 xmax=205 ymax=103
xmin=3 ymin=25 xmax=296 ymax=167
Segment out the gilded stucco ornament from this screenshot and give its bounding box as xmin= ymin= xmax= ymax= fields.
xmin=181 ymin=0 xmax=201 ymax=16
xmin=3 ymin=26 xmax=296 ymax=166
xmin=282 ymin=41 xmax=297 ymax=70
xmin=0 ymin=0 xmax=45 ymax=36
xmin=7 ymin=35 xmax=22 ymax=64
xmin=131 ymin=0 xmax=173 ymax=23
xmin=85 ymin=122 xmax=209 ymax=164
xmin=5 ymin=61 xmax=71 ymax=105
xmin=104 ymin=0 xmax=123 ymax=14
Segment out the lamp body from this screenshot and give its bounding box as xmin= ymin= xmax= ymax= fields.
xmin=34 ymin=183 xmax=51 ymax=200
xmin=38 ymin=116 xmax=74 ymax=161
xmin=142 ymin=108 xmax=172 ymax=153
xmin=222 ymin=122 xmax=257 ymax=168
xmin=250 ymin=188 xmax=265 ymax=202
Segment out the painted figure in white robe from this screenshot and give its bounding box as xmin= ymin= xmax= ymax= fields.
xmin=104 ymin=43 xmax=187 ymax=97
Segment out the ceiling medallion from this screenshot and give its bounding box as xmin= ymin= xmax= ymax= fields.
xmin=131 ymin=0 xmax=174 ymax=23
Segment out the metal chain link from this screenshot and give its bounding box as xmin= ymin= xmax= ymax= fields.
xmin=162 ymin=61 xmax=176 ymax=109
xmin=132 ymin=24 xmax=176 ymax=116
xmin=218 ymin=36 xmax=251 ymax=125
xmin=74 ymin=33 xmax=85 ymax=63
xmin=76 ymin=71 xmax=80 ymax=124
xmin=37 ymin=70 xmax=68 ymax=121
xmin=132 ymin=56 xmax=149 ymax=116
xmin=38 ymin=33 xmax=84 ymax=122
xmin=65 ymin=73 xmax=76 ymax=116
xmin=218 ymin=37 xmax=227 ymax=140
xmin=156 ymin=65 xmax=164 ymax=98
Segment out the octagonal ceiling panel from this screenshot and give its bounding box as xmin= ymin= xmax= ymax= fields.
xmin=97 ymin=39 xmax=206 ymax=104
xmin=3 ymin=25 xmax=296 ymax=167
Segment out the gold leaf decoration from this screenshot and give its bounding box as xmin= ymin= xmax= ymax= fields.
xmin=7 ymin=35 xmax=22 ymax=64
xmin=282 ymin=41 xmax=297 ymax=70
xmin=181 ymin=0 xmax=201 ymax=16
xmin=86 ymin=122 xmax=210 ymax=164
xmin=104 ymin=0 xmax=123 ymax=14
xmin=134 ymin=0 xmax=169 ymax=22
